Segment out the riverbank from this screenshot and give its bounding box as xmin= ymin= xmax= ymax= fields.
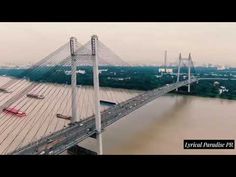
xmin=1 ymin=66 xmax=236 ymax=101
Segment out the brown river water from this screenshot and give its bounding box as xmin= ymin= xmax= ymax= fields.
xmin=78 ymin=94 xmax=236 ymax=154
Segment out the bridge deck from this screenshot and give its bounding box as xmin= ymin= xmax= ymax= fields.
xmin=0 ymin=76 xmax=143 ymax=154
xmin=11 ymin=78 xmax=197 ymax=155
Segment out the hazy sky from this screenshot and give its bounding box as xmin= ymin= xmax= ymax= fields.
xmin=0 ymin=22 xmax=236 ymax=66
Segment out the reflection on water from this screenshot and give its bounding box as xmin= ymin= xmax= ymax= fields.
xmin=79 ymin=95 xmax=236 ymax=154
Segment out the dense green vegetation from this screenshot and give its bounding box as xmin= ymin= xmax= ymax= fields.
xmin=1 ymin=66 xmax=236 ymax=100
xmin=176 ymin=80 xmax=236 ymax=100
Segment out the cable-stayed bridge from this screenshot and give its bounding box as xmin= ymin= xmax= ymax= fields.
xmin=11 ymin=78 xmax=197 ymax=155
xmin=0 ymin=35 xmax=200 ymax=155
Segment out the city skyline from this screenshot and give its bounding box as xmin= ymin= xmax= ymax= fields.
xmin=0 ymin=23 xmax=236 ymax=66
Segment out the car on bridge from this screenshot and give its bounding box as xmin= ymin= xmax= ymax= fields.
xmin=3 ymin=108 xmax=26 ymax=117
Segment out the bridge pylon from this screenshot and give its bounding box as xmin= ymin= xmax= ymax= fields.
xmin=164 ymin=50 xmax=167 ymax=73
xmin=176 ymin=53 xmax=182 ymax=91
xmin=176 ymin=52 xmax=193 ymax=93
xmin=91 ymin=35 xmax=103 ymax=155
xmin=188 ymin=53 xmax=191 ymax=92
xmin=70 ymin=37 xmax=79 ymax=123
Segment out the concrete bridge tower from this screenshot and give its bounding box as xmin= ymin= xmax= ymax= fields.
xmin=176 ymin=53 xmax=182 ymax=91
xmin=70 ymin=37 xmax=79 ymax=123
xmin=91 ymin=35 xmax=103 ymax=155
xmin=188 ymin=53 xmax=191 ymax=93
xmin=176 ymin=52 xmax=192 ymax=92
xmin=164 ymin=50 xmax=167 ymax=73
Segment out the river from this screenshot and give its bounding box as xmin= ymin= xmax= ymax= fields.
xmin=79 ymin=95 xmax=236 ymax=154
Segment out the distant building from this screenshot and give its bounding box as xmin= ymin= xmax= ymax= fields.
xmin=217 ymin=66 xmax=225 ymax=70
xmin=158 ymin=68 xmax=173 ymax=73
xmin=159 ymin=68 xmax=165 ymax=72
xmin=64 ymin=70 xmax=86 ymax=75
xmin=166 ymin=69 xmax=173 ymax=73
xmin=213 ymin=81 xmax=220 ymax=86
xmin=99 ymin=69 xmax=108 ymax=74
xmin=219 ymin=86 xmax=229 ymax=94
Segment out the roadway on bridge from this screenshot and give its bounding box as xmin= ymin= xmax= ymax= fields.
xmin=11 ymin=78 xmax=197 ymax=155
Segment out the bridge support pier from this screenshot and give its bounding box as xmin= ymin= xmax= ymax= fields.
xmin=187 ymin=83 xmax=190 ymax=92
xmin=70 ymin=37 xmax=79 ymax=123
xmin=91 ymin=35 xmax=103 ymax=155
xmin=90 ymin=128 xmax=105 ymax=139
